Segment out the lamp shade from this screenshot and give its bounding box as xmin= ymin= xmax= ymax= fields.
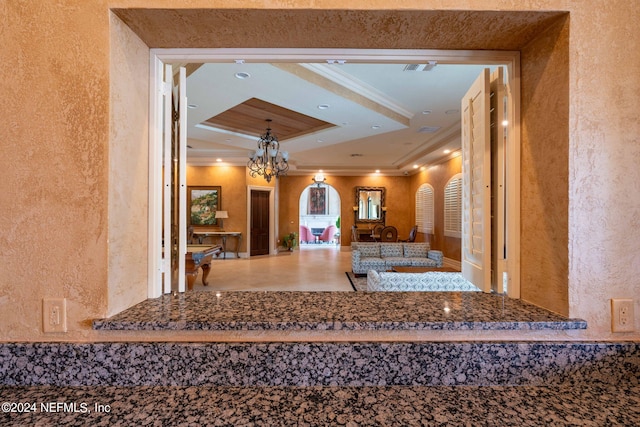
xmin=214 ymin=210 xmax=229 ymax=219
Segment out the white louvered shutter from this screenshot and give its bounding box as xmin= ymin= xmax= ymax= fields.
xmin=444 ymin=176 xmax=462 ymax=238
xmin=416 ymin=184 xmax=434 ymax=234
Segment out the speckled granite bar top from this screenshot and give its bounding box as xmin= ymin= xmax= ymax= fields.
xmin=93 ymin=291 xmax=587 ymax=331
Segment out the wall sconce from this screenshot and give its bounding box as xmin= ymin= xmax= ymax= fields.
xmin=352 ymin=206 xmax=358 ymax=211
xmin=215 ymin=210 xmax=228 ymax=230
xmin=381 ymin=207 xmax=388 ymax=212
xmin=311 ymin=172 xmax=326 ymax=187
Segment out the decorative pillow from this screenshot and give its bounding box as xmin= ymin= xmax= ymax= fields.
xmin=359 ymin=244 xmax=381 ymax=258
xmin=403 ymin=243 xmax=428 ymax=258
xmin=380 ymin=243 xmax=403 ymax=257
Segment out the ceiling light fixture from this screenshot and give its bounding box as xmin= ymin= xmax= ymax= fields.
xmin=247 ymin=119 xmax=289 ymax=183
xmin=318 ymin=104 xmax=330 ymax=110
xmin=234 ymin=72 xmax=250 ymax=79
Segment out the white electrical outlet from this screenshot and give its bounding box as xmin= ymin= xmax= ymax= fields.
xmin=611 ymin=299 xmax=635 ymax=333
xmin=43 ymin=298 xmax=67 ymax=333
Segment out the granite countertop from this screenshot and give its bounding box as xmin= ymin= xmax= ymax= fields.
xmin=2 ymin=382 xmax=638 ymax=426
xmin=93 ymin=291 xmax=587 ymax=331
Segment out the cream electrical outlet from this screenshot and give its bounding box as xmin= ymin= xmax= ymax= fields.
xmin=43 ymin=298 xmax=67 ymax=333
xmin=611 ymin=298 xmax=635 ymax=333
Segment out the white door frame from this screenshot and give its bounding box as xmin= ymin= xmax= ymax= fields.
xmin=148 ymin=48 xmax=521 ymax=298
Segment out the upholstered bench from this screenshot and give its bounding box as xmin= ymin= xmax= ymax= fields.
xmin=367 ymin=270 xmax=481 ymax=292
xmin=351 ymin=242 xmax=443 ymax=276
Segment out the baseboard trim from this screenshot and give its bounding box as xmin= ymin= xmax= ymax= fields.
xmin=443 ymin=257 xmax=461 ymax=270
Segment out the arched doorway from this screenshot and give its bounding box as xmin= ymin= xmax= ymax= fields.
xmin=298 ymin=183 xmax=341 ymax=248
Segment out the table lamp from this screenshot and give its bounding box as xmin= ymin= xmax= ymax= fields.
xmin=214 ymin=210 xmax=228 ymax=230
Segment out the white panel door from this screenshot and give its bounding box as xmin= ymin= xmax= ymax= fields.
xmin=162 ymin=66 xmax=188 ymax=293
xmin=162 ymin=64 xmax=173 ymax=294
xmin=490 ymin=66 xmax=507 ymax=294
xmin=461 ymin=69 xmax=491 ymax=293
xmin=176 ymin=67 xmax=188 ymax=293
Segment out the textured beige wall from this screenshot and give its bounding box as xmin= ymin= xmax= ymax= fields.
xmin=566 ymin=4 xmax=640 ymax=335
xmin=108 ymin=13 xmax=150 ymax=317
xmin=1 ymin=1 xmax=638 ymax=341
xmin=1 ymin=1 xmax=110 ymax=340
xmin=520 ymin=16 xmax=570 ymax=316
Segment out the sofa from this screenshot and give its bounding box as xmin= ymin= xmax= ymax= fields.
xmin=367 ymin=270 xmax=481 ymax=292
xmin=351 ymin=242 xmax=443 ymax=275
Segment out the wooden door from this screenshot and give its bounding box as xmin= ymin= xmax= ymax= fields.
xmin=250 ymin=190 xmax=270 ymax=256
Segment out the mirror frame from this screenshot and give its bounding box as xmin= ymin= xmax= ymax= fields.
xmin=354 ymin=186 xmax=386 ymax=224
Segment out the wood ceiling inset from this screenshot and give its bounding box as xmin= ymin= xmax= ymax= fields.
xmin=202 ymin=98 xmax=335 ymax=141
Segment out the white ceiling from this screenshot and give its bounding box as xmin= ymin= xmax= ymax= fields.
xmin=185 ymin=61 xmax=496 ymax=175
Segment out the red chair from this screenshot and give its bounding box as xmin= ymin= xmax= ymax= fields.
xmin=299 ymin=225 xmax=315 ymax=244
xmin=319 ymin=225 xmax=337 ymax=243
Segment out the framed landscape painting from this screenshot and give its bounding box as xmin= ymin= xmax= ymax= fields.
xmin=188 ymin=186 xmax=221 ymax=226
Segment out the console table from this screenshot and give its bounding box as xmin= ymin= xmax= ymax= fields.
xmin=192 ymin=231 xmax=242 ymax=259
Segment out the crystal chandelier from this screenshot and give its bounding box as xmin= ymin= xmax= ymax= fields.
xmin=247 ymin=119 xmax=289 ymax=183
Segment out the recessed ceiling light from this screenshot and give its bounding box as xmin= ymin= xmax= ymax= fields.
xmin=234 ymin=72 xmax=250 ymax=79
xmin=422 ymin=110 xmax=432 ymax=115
xmin=418 ymin=126 xmax=441 ymax=134
xmin=502 ymin=120 xmax=509 ymax=126
xmin=375 ymin=169 xmax=380 ymax=174
xmin=216 ymin=158 xmax=223 ymax=162
xmin=371 ymin=125 xmax=382 ymax=130
xmin=318 ymin=104 xmax=330 ymax=110
xmin=187 ymin=104 xmax=198 ymax=109
xmin=413 ymin=164 xmax=419 ymax=169
xmin=444 ymin=149 xmax=451 ymax=154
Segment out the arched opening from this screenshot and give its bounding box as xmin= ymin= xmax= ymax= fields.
xmin=298 ymin=183 xmax=341 ymax=249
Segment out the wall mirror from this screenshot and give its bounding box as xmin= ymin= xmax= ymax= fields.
xmin=355 ymin=186 xmax=385 ymax=224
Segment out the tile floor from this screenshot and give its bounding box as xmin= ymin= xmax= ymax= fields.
xmin=192 ymin=244 xmax=353 ymax=292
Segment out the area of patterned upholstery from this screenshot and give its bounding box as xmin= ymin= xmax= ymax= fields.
xmin=366 ymin=270 xmax=481 ymax=292
xmin=351 ymin=242 xmax=443 ymax=275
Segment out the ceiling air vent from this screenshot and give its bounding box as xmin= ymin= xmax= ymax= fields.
xmin=417 ymin=126 xmax=441 ymax=134
xmin=403 ymin=61 xmax=438 ymax=72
